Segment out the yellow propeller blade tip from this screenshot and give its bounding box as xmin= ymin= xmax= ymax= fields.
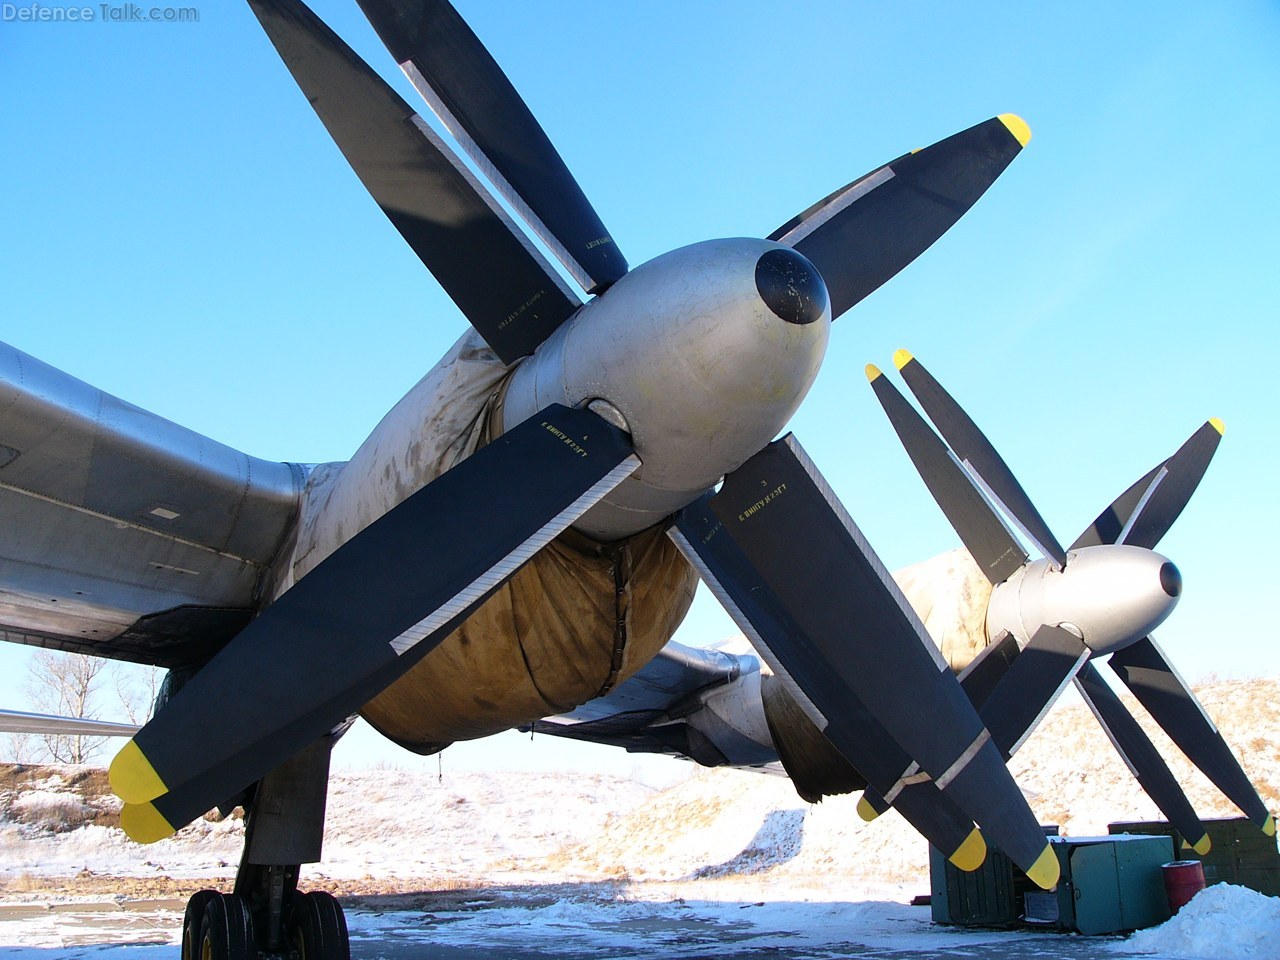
xmin=865 ymin=363 xmax=883 ymax=382
xmin=1025 ymin=843 xmax=1061 ymax=890
xmin=1190 ymin=833 xmax=1213 ymax=856
xmin=1209 ymin=417 xmax=1226 ymax=436
xmin=999 ymin=113 xmax=1032 ymax=147
xmin=948 ymin=827 xmax=988 ymax=872
xmin=892 ymin=348 xmax=914 ymax=370
xmin=856 ymin=795 xmax=880 ymax=822
xmin=119 ymin=801 xmax=177 ymax=844
xmin=109 ymin=740 xmax=168 ymax=805
xmin=1263 ymin=813 xmax=1276 ymax=838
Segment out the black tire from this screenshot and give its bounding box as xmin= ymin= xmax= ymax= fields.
xmin=288 ymin=890 xmax=350 ymax=960
xmin=197 ymin=892 xmax=257 ymax=960
xmin=181 ymin=889 xmax=219 ymax=960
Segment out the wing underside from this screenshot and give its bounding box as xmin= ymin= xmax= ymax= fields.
xmin=0 ymin=341 xmax=303 ymax=667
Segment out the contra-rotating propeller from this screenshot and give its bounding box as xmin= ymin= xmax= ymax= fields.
xmin=110 ymin=0 xmax=1050 ymax=874
xmin=861 ymin=350 xmax=1274 ymax=850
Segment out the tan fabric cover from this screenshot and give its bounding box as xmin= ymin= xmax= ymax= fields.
xmin=892 ymin=547 xmax=994 ymax=672
xmin=363 ymin=524 xmax=696 ymax=750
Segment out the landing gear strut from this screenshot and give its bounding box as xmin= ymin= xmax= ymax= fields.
xmin=180 ymin=736 xmax=349 ymax=959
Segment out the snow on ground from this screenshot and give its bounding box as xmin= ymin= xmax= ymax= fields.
xmin=1108 ymin=883 xmax=1280 ymax=959
xmin=1 ymin=677 xmax=1277 ymax=956
xmin=2 ymin=882 xmax=1276 ymax=959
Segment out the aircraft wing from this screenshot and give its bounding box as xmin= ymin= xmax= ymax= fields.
xmin=527 ymin=640 xmax=783 ymax=772
xmin=0 ymin=340 xmax=304 ymax=668
xmin=0 ymin=708 xmax=141 ymax=738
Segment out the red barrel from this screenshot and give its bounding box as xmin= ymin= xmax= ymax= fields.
xmin=1162 ymin=860 xmax=1206 ymax=911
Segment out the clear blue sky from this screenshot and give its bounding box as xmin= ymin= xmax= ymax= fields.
xmin=1 ymin=1 xmax=1277 ymax=775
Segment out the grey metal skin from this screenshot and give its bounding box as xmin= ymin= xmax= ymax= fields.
xmin=533 ymin=640 xmax=782 ymax=770
xmin=0 ymin=237 xmax=827 ymax=662
xmin=0 ymin=707 xmax=140 ymax=738
xmin=676 ymin=656 xmax=780 ymax=767
xmin=986 ymin=544 xmax=1181 ymax=656
xmin=502 ymin=238 xmax=831 ymax=540
xmin=0 ymin=340 xmax=303 ymax=657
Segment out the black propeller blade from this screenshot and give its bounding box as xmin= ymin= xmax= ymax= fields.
xmin=1109 ymin=638 xmax=1274 ymax=836
xmin=1074 ymin=662 xmax=1211 ymax=854
xmin=356 ymin=0 xmax=627 ymax=294
xmin=893 ymin=350 xmax=1068 ymax=568
xmin=1072 ymin=419 xmax=1224 ymax=551
xmin=956 ymin=631 xmax=1024 ymax=712
xmin=978 ymin=626 xmax=1091 ymax=761
xmin=857 ymin=633 xmax=1021 ymax=823
xmin=771 ymin=115 xmax=1029 ymax=321
xmin=671 ymin=436 xmax=1059 ymax=888
xmin=111 ymin=404 xmax=637 ymax=839
xmin=678 ymin=495 xmax=986 ymax=870
xmin=859 ymin=627 xmax=1089 ymax=825
xmin=1069 ymin=419 xmax=1272 ymax=836
xmin=867 ymin=363 xmax=1027 ymax=584
xmin=247 ymin=0 xmax=581 ymax=364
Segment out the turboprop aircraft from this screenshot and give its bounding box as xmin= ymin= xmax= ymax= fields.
xmin=1 ymin=2 xmax=1273 ymax=959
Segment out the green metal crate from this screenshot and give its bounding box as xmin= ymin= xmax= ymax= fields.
xmin=929 ymin=844 xmax=1019 ymax=927
xmin=1108 ymin=817 xmax=1280 ymax=896
xmin=931 ymin=833 xmax=1174 ymax=935
xmin=1025 ymin=835 xmax=1173 ymax=936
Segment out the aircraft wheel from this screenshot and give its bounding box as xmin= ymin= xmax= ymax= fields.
xmin=288 ymin=890 xmax=350 ymax=960
xmin=181 ymin=889 xmax=219 ymax=960
xmin=197 ymin=892 xmax=257 ymax=960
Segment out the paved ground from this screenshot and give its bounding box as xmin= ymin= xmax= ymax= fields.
xmin=0 ymin=889 xmax=1138 ymax=959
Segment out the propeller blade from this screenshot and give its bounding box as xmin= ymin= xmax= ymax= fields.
xmin=978 ymin=625 xmax=1091 ymax=761
xmin=1074 ymin=662 xmax=1211 ymax=854
xmin=356 ymin=0 xmax=627 ymax=294
xmin=858 ymin=628 xmax=1089 ymax=825
xmin=857 ymin=633 xmax=1021 ymax=823
xmin=1065 ymin=423 xmax=1267 ymax=834
xmin=771 ymin=115 xmax=1029 ymax=320
xmin=1108 ymin=637 xmax=1274 ymax=835
xmin=676 ymin=496 xmax=985 ymax=870
xmin=958 ymin=631 xmax=1023 ymax=712
xmin=109 ymin=404 xmax=638 ymax=837
xmin=671 ymin=436 xmax=1058 ymax=888
xmin=1072 ymin=419 xmax=1225 ymax=551
xmin=248 ymin=0 xmax=581 ymax=363
xmin=867 ymin=363 xmax=1027 ymax=584
xmin=894 ymin=350 xmax=1068 ymax=568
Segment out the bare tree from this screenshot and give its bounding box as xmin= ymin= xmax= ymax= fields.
xmin=24 ymin=650 xmax=109 ymax=764
xmin=113 ymin=662 xmax=162 ymax=726
xmin=2 ymin=730 xmax=34 ymax=764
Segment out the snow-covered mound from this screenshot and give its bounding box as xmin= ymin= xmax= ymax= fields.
xmin=1109 ymin=883 xmax=1280 ymax=958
